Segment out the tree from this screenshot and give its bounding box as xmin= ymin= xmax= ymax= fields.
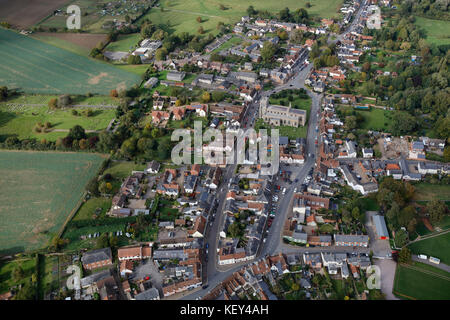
xmin=261 ymin=41 xmax=277 ymax=64
xmin=197 ymin=26 xmax=204 ymax=34
xmin=96 ymin=233 xmax=109 ymax=249
xmin=140 ymin=21 xmax=155 ymax=38
xmin=201 ymin=91 xmax=211 ymax=103
xmin=68 ymin=125 xmax=86 ymax=140
xmin=219 ymin=4 xmax=226 ymax=10
xmin=290 ymin=29 xmax=304 ymax=44
xmin=155 ymin=47 xmax=168 ymax=61
xmin=110 ymin=89 xmax=118 ymax=98
xmin=228 ymin=222 xmax=242 ymax=239
xmin=407 ymin=218 xmax=417 ymax=234
xmin=48 ymin=98 xmax=58 ymax=109
xmin=14 ymin=281 xmax=36 ymax=300
xmin=196 ymin=16 xmax=202 ymax=23
xmin=58 ymin=94 xmax=71 ymax=108
xmin=398 ymin=205 xmax=416 ymax=228
xmin=12 ymin=265 xmax=24 ymax=282
xmin=398 ymin=247 xmax=412 ymax=264
xmin=127 ymin=54 xmax=142 ymax=64
xmin=427 ymin=200 xmax=447 ymax=224
xmin=394 ymin=229 xmax=408 ymax=247
xmin=0 ymin=86 xmax=9 ymax=101
xmin=351 ymin=207 xmax=361 ymax=221
xmin=247 ymin=5 xmax=257 ymax=16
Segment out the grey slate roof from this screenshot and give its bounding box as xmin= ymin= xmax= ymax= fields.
xmin=81 ymin=247 xmax=112 ymax=265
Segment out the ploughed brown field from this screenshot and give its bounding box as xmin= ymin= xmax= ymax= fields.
xmin=0 ymin=0 xmax=69 ymax=28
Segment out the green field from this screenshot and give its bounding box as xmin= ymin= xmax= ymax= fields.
xmin=0 ymin=28 xmax=141 ymax=95
xmin=339 ymin=106 xmax=393 ymax=131
xmin=408 ymin=232 xmax=450 ymax=265
xmin=106 ymin=33 xmax=142 ymax=52
xmin=413 ymin=183 xmax=450 ymax=201
xmin=0 ymin=151 xmax=106 ymax=254
xmin=72 ymin=197 xmax=112 ymax=221
xmin=393 ymin=262 xmax=450 ymax=300
xmin=0 ymin=103 xmax=116 ymax=141
xmin=103 ymin=161 xmax=147 ymax=180
xmin=139 ymin=0 xmax=343 ymax=35
xmin=414 ymin=16 xmax=450 ymax=46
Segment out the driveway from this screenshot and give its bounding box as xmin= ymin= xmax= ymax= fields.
xmin=365 ymin=211 xmax=392 ymax=258
xmin=374 ymin=258 xmax=399 ymax=300
xmin=131 ymin=259 xmax=164 ymax=296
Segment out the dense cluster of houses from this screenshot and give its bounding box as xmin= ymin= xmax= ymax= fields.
xmin=218 ymin=166 xmax=273 ymax=265
xmin=203 ymin=250 xmax=372 ymax=300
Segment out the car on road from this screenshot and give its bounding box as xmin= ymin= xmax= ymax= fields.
xmin=282 ymin=187 xmax=286 ymax=195
xmin=202 ymin=285 xmax=209 ymax=289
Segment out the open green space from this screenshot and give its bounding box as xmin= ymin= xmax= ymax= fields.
xmin=0 ymin=257 xmax=37 ymax=294
xmin=72 ymin=197 xmax=112 ymax=221
xmin=139 ymin=0 xmax=344 ymax=35
xmin=339 ymin=106 xmax=393 ymax=131
xmin=106 ymin=33 xmax=142 ymax=52
xmin=413 ymin=183 xmax=450 ymax=201
xmin=0 ymin=104 xmax=116 ymax=141
xmin=408 ymin=232 xmax=450 ymax=265
xmin=414 ymin=16 xmax=450 ymax=46
xmin=115 ymin=64 xmax=149 ymax=76
xmin=0 ymin=28 xmax=140 ymax=95
xmin=103 ymin=161 xmax=147 ymax=180
xmin=0 ymin=151 xmax=106 ymax=254
xmin=211 ymin=36 xmax=243 ymax=54
xmin=393 ymin=262 xmax=450 ymax=300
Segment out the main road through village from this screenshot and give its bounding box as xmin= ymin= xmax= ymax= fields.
xmin=181 ymin=1 xmax=370 ymax=300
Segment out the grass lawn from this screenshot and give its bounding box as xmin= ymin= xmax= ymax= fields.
xmin=103 ymin=161 xmax=147 ymax=180
xmin=0 ymin=257 xmax=36 ymax=294
xmin=158 ymin=199 xmax=179 ymax=222
xmin=105 ymin=33 xmax=142 ymax=52
xmin=413 ymin=183 xmax=450 ymax=201
xmin=0 ymin=103 xmax=116 ymax=141
xmin=73 ymin=197 xmax=112 ymax=221
xmin=0 ymin=151 xmax=106 ymax=254
xmin=414 ymin=16 xmax=450 ymax=46
xmin=115 ymin=64 xmax=149 ymax=76
xmin=138 ymin=0 xmax=344 ymax=36
xmin=211 ymin=36 xmax=243 ymax=54
xmin=408 ymin=232 xmax=450 ymax=265
xmin=393 ymin=262 xmax=450 ymax=300
xmin=278 ymin=125 xmax=308 ymax=139
xmin=339 ymin=106 xmax=393 ymax=131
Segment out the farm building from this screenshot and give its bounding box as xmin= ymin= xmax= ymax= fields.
xmin=372 ymin=215 xmax=389 ymax=240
